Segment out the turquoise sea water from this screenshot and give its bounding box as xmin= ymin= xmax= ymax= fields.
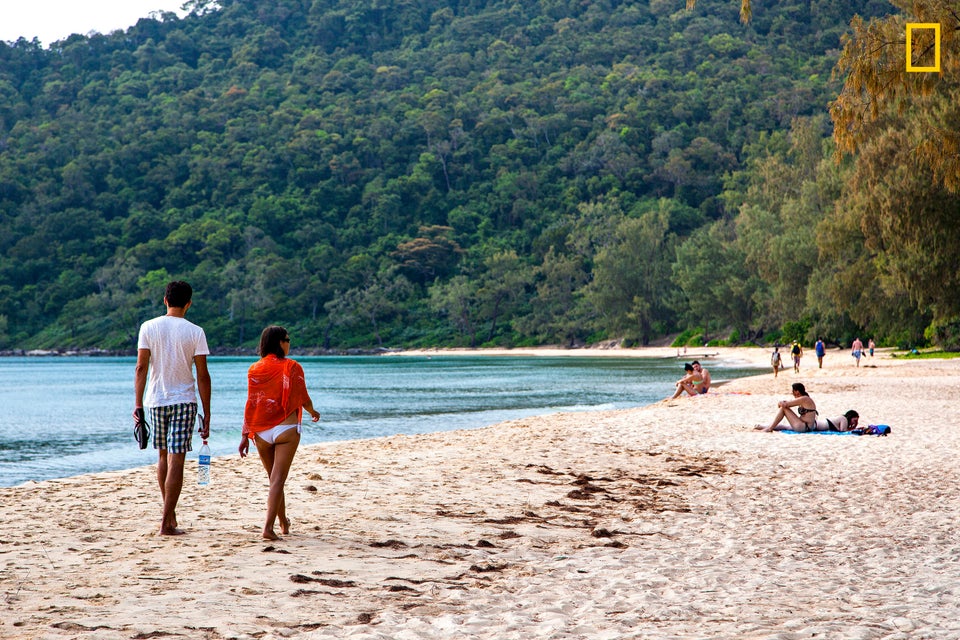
xmin=0 ymin=355 xmax=762 ymax=487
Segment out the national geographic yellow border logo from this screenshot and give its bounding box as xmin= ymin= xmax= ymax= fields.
xmin=906 ymin=23 xmax=941 ymax=72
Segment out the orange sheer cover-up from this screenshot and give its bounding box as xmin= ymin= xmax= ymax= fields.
xmin=243 ymin=355 xmax=309 ymax=437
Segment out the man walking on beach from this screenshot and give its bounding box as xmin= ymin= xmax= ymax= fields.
xmin=791 ymin=342 xmax=803 ymax=373
xmin=851 ymin=336 xmax=863 ymax=367
xmin=134 ymin=281 xmax=211 ymax=536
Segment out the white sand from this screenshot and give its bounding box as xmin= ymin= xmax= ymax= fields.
xmin=2 ymin=347 xmax=957 ymax=639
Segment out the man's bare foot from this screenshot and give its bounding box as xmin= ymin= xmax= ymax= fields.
xmin=160 ymin=527 xmax=186 ymax=536
xmin=280 ymin=517 xmax=291 ymax=535
xmin=262 ymin=530 xmax=281 ymax=541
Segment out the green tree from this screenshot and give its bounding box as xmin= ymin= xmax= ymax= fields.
xmin=832 ymin=0 xmax=960 ymax=191
xmin=475 ymin=250 xmax=532 ymax=344
xmin=428 ymin=274 xmax=481 ymax=347
xmin=673 ymin=220 xmax=761 ymax=341
xmin=325 ymin=271 xmax=414 ymax=348
xmin=587 ymin=208 xmax=676 ymax=344
xmin=516 ymin=248 xmax=592 ymax=346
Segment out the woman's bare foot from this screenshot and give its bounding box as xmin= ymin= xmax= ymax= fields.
xmin=262 ymin=529 xmax=281 ymax=541
xmin=160 ymin=527 xmax=186 ymax=536
xmin=280 ymin=517 xmax=291 ymax=535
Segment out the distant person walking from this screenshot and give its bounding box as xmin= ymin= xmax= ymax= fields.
xmin=771 ymin=346 xmax=782 ymax=377
xmin=790 ymin=341 xmax=803 ymax=373
xmin=134 ymin=281 xmax=212 ymax=536
xmin=815 ymin=338 xmax=825 ymax=369
xmin=851 ymin=337 xmax=864 ymax=367
xmin=868 ymin=338 xmax=875 ymax=358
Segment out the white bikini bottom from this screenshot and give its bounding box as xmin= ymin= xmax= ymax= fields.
xmin=255 ymin=423 xmax=301 ymax=445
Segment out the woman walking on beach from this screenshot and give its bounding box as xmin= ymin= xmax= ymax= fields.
xmin=239 ymin=326 xmax=320 ymax=540
xmin=755 ymin=382 xmax=818 ymax=432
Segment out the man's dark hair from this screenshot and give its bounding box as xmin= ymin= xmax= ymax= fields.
xmin=165 ymin=281 xmax=193 ymax=308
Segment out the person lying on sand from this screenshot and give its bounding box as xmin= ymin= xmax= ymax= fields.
xmin=814 ymin=410 xmax=860 ymax=432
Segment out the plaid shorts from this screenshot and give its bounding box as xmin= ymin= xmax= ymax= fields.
xmin=149 ymin=403 xmax=198 ymax=454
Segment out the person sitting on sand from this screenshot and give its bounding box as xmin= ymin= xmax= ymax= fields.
xmin=813 ymin=410 xmax=860 ymax=432
xmin=755 ymin=382 xmax=818 ymax=432
xmin=691 ymin=360 xmax=711 ymax=394
xmin=239 ymin=326 xmax=321 ymax=540
xmin=670 ymin=363 xmax=698 ymax=399
xmin=669 ymin=360 xmax=711 ymax=399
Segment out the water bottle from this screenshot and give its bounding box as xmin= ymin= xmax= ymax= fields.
xmin=198 ymin=440 xmax=211 ymax=486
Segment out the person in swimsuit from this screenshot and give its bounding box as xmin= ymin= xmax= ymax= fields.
xmin=670 ymin=363 xmax=698 ymax=399
xmin=239 ymin=326 xmax=321 ymax=540
xmin=813 ymin=410 xmax=860 ymax=432
xmin=692 ymin=360 xmax=711 ymax=394
xmin=755 ymin=382 xmax=818 ymax=432
xmin=851 ymin=337 xmax=863 ymax=367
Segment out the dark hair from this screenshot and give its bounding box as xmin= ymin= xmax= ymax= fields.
xmin=258 ymin=325 xmax=289 ymax=358
xmin=684 ymin=363 xmax=694 ymax=372
xmin=791 ymin=382 xmax=809 ymax=396
xmin=165 ymin=281 xmax=193 ymax=308
xmin=843 ymin=410 xmax=859 ymax=421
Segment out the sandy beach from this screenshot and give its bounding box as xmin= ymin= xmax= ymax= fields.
xmin=2 ymin=346 xmax=958 ymax=639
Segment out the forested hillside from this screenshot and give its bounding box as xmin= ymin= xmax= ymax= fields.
xmin=0 ymin=0 xmax=917 ymax=351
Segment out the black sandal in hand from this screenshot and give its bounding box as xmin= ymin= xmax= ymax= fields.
xmin=134 ymin=408 xmax=150 ymax=449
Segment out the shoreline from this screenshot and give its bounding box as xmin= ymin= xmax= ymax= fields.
xmin=3 ymin=350 xmax=957 ymax=638
xmin=2 ymin=348 xmax=765 ymax=490
xmin=1 ymin=343 xmax=897 ymax=365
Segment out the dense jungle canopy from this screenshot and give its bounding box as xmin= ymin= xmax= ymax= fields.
xmin=1 ymin=0 xmax=955 ymax=351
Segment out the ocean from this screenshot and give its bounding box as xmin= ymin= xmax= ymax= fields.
xmin=0 ymin=354 xmax=762 ymax=487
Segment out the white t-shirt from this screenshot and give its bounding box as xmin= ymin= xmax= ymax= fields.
xmin=138 ymin=315 xmax=210 ymax=407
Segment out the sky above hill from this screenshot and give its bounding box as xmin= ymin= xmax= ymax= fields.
xmin=1 ymin=0 xmax=187 ymax=46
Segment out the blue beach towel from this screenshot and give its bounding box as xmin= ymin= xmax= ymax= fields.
xmin=779 ymin=430 xmax=853 ymax=436
xmin=780 ymin=424 xmax=891 ymax=436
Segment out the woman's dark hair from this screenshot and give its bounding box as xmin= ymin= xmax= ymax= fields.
xmin=258 ymin=325 xmax=289 ymax=358
xmin=843 ymin=410 xmax=859 ymax=421
xmin=791 ymin=382 xmax=809 ymax=396
xmin=684 ymin=363 xmax=694 ymax=372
